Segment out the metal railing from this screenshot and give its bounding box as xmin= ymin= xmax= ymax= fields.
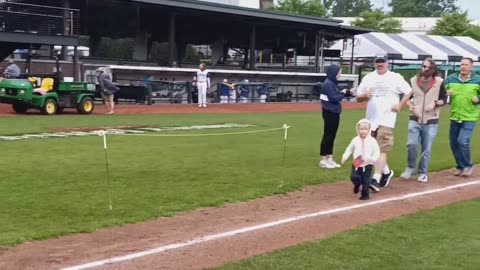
xmin=0 ymin=2 xmax=80 ymax=36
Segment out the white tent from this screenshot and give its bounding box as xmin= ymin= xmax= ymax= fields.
xmin=331 ymin=32 xmax=480 ymax=62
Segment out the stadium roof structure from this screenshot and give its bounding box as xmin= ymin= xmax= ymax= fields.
xmin=74 ymin=0 xmax=370 ymax=43
xmin=68 ymin=0 xmax=371 ymax=70
xmin=331 ymin=32 xmax=480 ymax=62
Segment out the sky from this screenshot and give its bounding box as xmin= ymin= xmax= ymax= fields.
xmin=371 ymin=0 xmax=480 ymax=19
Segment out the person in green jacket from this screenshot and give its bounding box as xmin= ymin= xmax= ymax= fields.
xmin=445 ymin=57 xmax=480 ymax=177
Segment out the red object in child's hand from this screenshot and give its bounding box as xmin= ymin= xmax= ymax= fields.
xmin=353 ymin=156 xmax=364 ymax=168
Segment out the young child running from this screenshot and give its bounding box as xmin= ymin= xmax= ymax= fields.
xmin=341 ymin=119 xmax=380 ymax=200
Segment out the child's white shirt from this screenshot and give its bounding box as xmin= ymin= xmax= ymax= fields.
xmin=342 ymin=136 xmax=380 ymax=167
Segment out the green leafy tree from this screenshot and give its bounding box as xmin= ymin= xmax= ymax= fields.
xmin=81 ymin=36 xmax=134 ymax=59
xmin=430 ymin=12 xmax=480 ymax=41
xmin=466 ymin=25 xmax=480 ymax=42
xmin=322 ymin=0 xmax=335 ymax=11
xmin=352 ymin=10 xmax=403 ymax=33
xmin=272 ymin=0 xmax=327 ymax=17
xmin=331 ymin=0 xmax=372 ymax=17
xmin=389 ymin=0 xmax=459 ymax=17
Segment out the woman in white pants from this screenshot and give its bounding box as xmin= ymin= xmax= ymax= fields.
xmin=193 ymin=63 xmax=211 ymax=108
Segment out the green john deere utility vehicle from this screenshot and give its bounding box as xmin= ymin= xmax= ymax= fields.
xmin=0 ymin=56 xmax=96 ymax=115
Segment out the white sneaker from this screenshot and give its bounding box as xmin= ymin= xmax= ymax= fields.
xmin=417 ymin=174 xmax=428 ymax=183
xmin=198 ymin=104 xmax=202 ymax=108
xmin=461 ymin=167 xmax=473 ymax=177
xmin=327 ymin=158 xmax=341 ymax=168
xmin=202 ymin=104 xmax=207 ymax=108
xmin=319 ymin=160 xmax=335 ymax=169
xmin=401 ymin=167 xmax=415 ymax=179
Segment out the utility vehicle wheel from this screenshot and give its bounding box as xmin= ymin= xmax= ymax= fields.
xmin=41 ymin=98 xmax=57 ymax=115
xmin=77 ymin=96 xmax=94 ymax=114
xmin=12 ymin=102 xmax=28 ymax=113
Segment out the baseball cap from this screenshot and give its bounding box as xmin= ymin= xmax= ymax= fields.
xmin=374 ymin=53 xmax=388 ymax=63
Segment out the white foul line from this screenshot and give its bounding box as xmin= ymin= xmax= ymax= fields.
xmin=61 ymin=180 xmax=480 ymax=270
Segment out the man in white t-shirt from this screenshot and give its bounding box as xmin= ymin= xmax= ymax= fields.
xmin=356 ymin=54 xmax=412 ymax=191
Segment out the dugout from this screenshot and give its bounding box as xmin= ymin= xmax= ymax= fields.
xmin=86 ymin=65 xmax=357 ymax=104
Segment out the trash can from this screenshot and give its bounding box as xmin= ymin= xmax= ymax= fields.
xmin=191 ymin=85 xmax=199 ymax=104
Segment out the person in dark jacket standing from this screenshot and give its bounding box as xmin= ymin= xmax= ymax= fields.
xmin=319 ymin=64 xmax=348 ymax=168
xmin=96 ymin=67 xmax=119 ymax=114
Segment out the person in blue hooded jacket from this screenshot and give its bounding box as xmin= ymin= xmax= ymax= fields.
xmin=319 ymin=64 xmax=348 ymax=168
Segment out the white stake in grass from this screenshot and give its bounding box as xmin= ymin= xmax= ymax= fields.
xmin=282 ymin=124 xmax=290 ymax=166
xmin=97 ymin=130 xmax=113 ymax=211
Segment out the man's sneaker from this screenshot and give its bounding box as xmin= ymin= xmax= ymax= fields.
xmin=379 ymin=170 xmax=394 ymax=188
xmin=369 ymin=180 xmax=380 ymax=192
xmin=401 ymin=167 xmax=415 ymax=179
xmin=198 ymin=104 xmax=202 ymax=108
xmin=202 ymin=104 xmax=207 ymax=108
xmin=319 ymin=160 xmax=335 ymax=169
xmin=353 ymin=185 xmax=360 ymax=194
xmin=417 ymin=174 xmax=428 ymax=183
xmin=454 ymin=169 xmax=463 ymax=176
xmin=461 ymin=167 xmax=473 ymax=177
xmin=328 ymin=159 xmax=341 ymax=168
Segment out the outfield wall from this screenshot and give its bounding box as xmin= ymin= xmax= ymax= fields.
xmin=83 ymin=64 xmax=359 ymax=104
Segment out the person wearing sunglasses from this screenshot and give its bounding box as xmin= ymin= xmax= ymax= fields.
xmin=401 ymin=58 xmax=447 ymax=183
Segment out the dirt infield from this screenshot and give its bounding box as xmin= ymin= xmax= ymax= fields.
xmin=0 ymin=102 xmax=479 ymax=270
xmin=0 ymin=102 xmax=366 ymax=116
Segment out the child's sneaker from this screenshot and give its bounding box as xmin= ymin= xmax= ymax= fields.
xmin=417 ymin=174 xmax=428 ymax=183
xmin=359 ymin=195 xmax=370 ymax=200
xmin=319 ymin=160 xmax=335 ymax=169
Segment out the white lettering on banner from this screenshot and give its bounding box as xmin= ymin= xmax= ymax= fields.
xmin=0 ymin=123 xmax=254 ymax=141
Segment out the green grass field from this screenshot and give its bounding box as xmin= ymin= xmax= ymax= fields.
xmin=217 ymin=199 xmax=480 ymax=270
xmin=0 ymin=109 xmax=478 ymax=246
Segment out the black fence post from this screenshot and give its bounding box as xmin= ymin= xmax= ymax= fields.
xmin=251 ymin=84 xmax=255 ymax=103
xmin=145 ymin=82 xmax=153 ymax=105
xmin=295 ymin=84 xmax=299 ymax=102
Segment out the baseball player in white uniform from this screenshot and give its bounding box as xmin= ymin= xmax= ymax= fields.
xmin=193 ymin=63 xmax=211 ymax=108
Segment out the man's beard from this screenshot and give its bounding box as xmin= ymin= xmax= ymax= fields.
xmin=421 ymin=70 xmax=433 ymax=78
